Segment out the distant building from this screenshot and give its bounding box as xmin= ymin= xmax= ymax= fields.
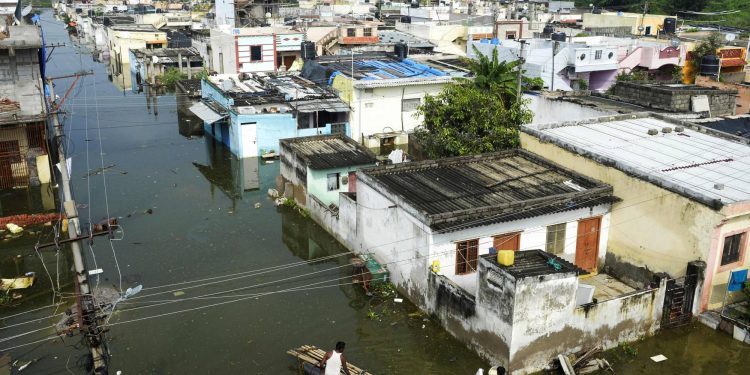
xmin=191 ymin=73 xmax=350 ymax=158
xmin=107 ymin=24 xmax=167 ymax=75
xmin=470 ymin=39 xmax=619 ymax=91
xmin=607 ymin=81 xmax=737 ymax=117
xmin=129 ymin=47 xmax=204 ymax=87
xmin=279 ymin=134 xmax=377 ymax=207
xmin=522 ymin=112 xmax=750 ymax=313
xmin=301 ymin=54 xmax=468 ymax=149
xmin=582 ymin=11 xmax=675 ymax=37
xmin=0 ymin=24 xmax=51 ymax=189
xmin=208 ymin=26 xmax=305 ymax=74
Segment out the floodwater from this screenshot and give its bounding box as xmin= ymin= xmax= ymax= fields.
xmin=1 ymin=11 xmax=487 ymax=374
xmin=1 ymin=10 xmax=748 ymax=375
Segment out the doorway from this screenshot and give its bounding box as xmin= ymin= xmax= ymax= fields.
xmin=575 ymin=217 xmax=601 ymax=272
xmin=493 ymin=232 xmax=520 ymax=252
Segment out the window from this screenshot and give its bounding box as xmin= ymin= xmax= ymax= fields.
xmin=347 ymin=28 xmax=356 ymax=37
xmin=721 ymin=233 xmax=745 ymax=266
xmin=401 ymin=98 xmax=421 ymax=112
xmin=364 ymin=88 xmax=374 ymax=94
xmin=363 ymin=28 xmax=372 ymax=37
xmin=327 ymin=172 xmax=340 ymax=191
xmin=455 ymin=239 xmax=479 ymax=275
xmin=505 ymin=31 xmax=516 ymax=40
xmin=546 ymin=223 xmax=566 ymax=255
xmin=595 ymin=50 xmax=602 ymax=60
xmin=250 ymin=45 xmax=262 ymax=61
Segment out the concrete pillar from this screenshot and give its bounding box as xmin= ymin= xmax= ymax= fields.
xmin=187 ymin=56 xmax=192 ymax=79
xmin=177 ymin=52 xmax=183 ymax=74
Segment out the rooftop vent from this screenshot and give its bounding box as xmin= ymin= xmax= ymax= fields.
xmin=714 ymin=183 xmax=724 ymax=190
xmin=647 ymin=128 xmax=659 ymax=136
xmin=662 ymin=127 xmax=673 ymax=134
xmin=674 ymin=126 xmax=685 ymax=132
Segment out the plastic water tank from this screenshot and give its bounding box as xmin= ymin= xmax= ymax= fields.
xmin=301 ymin=41 xmax=316 ymax=60
xmin=663 ymin=18 xmax=677 ymax=34
xmin=400 ymin=15 xmax=411 ymax=23
xmin=394 ymin=42 xmax=408 ymax=60
xmin=542 ymin=25 xmax=554 ymax=36
xmin=551 ymin=32 xmax=567 ymax=42
xmin=699 ymin=55 xmax=721 ymax=77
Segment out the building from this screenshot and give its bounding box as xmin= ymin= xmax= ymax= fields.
xmin=208 ymin=26 xmax=305 ymax=74
xmin=107 ymin=24 xmax=167 ymax=75
xmin=301 ymin=54 xmax=467 ymax=149
xmin=301 ymin=149 xmax=676 ymax=374
xmin=395 ymin=22 xmax=469 ymax=56
xmin=582 ymin=12 xmax=676 ymax=37
xmin=521 ymin=112 xmax=750 ymax=313
xmin=469 ymin=38 xmax=619 ymax=91
xmin=607 ymin=82 xmax=737 ymax=117
xmin=573 ymin=36 xmax=686 ymax=80
xmin=191 ymin=73 xmax=349 ymax=158
xmin=0 ymin=24 xmax=51 ymax=189
xmin=129 ymin=47 xmax=204 ymax=87
xmin=279 ymin=134 xmax=377 ymax=207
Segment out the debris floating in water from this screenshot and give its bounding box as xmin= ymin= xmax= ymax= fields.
xmin=650 ymin=354 xmax=667 ymax=362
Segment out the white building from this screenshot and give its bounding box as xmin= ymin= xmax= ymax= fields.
xmin=469 ymin=38 xmax=619 ymax=91
xmin=209 ymin=26 xmax=305 ymax=74
xmin=301 ymin=55 xmax=468 ymax=149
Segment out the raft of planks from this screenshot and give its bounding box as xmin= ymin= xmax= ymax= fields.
xmin=287 ymin=345 xmax=373 ymax=375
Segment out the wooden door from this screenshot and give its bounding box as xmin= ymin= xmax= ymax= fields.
xmin=348 ymin=171 xmax=357 ymax=193
xmin=493 ymin=232 xmax=520 ymax=252
xmin=575 ymin=217 xmax=601 ymax=272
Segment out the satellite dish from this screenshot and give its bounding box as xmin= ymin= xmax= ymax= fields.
xmin=725 ymin=33 xmax=736 ymax=42
xmin=670 ymin=38 xmax=681 ymax=48
xmin=21 ymin=5 xmax=32 ymax=16
xmin=265 ymin=12 xmax=272 ymax=18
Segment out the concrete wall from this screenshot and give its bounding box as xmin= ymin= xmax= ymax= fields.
xmin=695 ymin=76 xmax=750 ymax=115
xmin=307 ymin=166 xmax=362 ymax=207
xmin=510 ymin=277 xmax=665 ymax=373
xmin=611 ymin=82 xmax=737 ymax=116
xmin=350 ymin=173 xmax=432 ymax=306
xmin=209 ymin=29 xmax=236 ymax=74
xmin=520 ymin=132 xmax=727 ymax=310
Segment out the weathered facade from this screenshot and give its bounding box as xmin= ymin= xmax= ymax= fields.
xmin=609 ymin=82 xmax=738 ymax=117
xmin=521 ymin=112 xmax=750 ymax=312
xmin=192 ymin=73 xmax=349 ymax=158
xmin=0 ymin=24 xmax=51 ymax=189
xmin=279 ymin=134 xmax=377 ymax=207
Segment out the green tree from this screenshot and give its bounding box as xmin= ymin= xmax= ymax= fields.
xmin=461 ymin=46 xmax=522 ymax=106
xmin=687 ymin=32 xmax=724 ymax=82
xmin=156 ymin=67 xmax=187 ymax=88
xmin=413 ymin=83 xmax=533 ymax=159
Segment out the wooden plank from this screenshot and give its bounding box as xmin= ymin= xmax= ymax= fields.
xmin=287 ymin=345 xmax=372 ymax=375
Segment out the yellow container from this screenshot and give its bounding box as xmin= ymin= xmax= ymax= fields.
xmin=497 ymin=250 xmax=515 ymax=266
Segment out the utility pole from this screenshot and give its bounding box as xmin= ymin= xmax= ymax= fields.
xmin=639 ymin=1 xmax=649 ymax=36
xmin=47 ymin=76 xmax=110 ymax=375
xmin=517 ymin=40 xmax=526 ymax=99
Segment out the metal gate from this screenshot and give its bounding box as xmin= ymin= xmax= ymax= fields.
xmin=0 ymin=123 xmax=47 ymax=189
xmin=661 ymin=264 xmax=700 ymax=328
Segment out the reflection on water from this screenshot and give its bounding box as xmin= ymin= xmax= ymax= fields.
xmin=193 ymin=137 xmax=261 ymax=205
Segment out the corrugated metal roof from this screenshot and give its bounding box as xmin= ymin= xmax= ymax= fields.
xmin=189 ymin=102 xmax=225 ymax=124
xmin=291 ymin=98 xmax=350 ymax=113
xmin=281 ymin=134 xmax=377 ymax=170
xmin=523 ymin=113 xmax=750 ymax=207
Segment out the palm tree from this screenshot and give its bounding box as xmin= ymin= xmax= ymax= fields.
xmin=461 ymin=45 xmax=522 ymax=106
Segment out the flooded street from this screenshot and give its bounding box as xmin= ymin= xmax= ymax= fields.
xmin=1 ymin=11 xmax=487 ymax=374
xmin=1 ymin=10 xmax=749 ymax=375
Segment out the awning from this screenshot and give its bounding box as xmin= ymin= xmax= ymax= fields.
xmin=721 ymin=58 xmax=747 ymax=67
xmin=291 ymin=98 xmax=350 ymax=113
xmin=189 ymin=102 xmax=225 ymax=124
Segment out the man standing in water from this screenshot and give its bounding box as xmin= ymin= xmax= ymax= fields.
xmin=319 ymin=341 xmax=351 ymax=375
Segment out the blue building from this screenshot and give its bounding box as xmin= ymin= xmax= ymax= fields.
xmin=190 ymin=73 xmax=350 ymax=158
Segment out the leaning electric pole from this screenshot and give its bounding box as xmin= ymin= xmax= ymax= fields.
xmin=47 ymin=75 xmax=110 ymax=375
